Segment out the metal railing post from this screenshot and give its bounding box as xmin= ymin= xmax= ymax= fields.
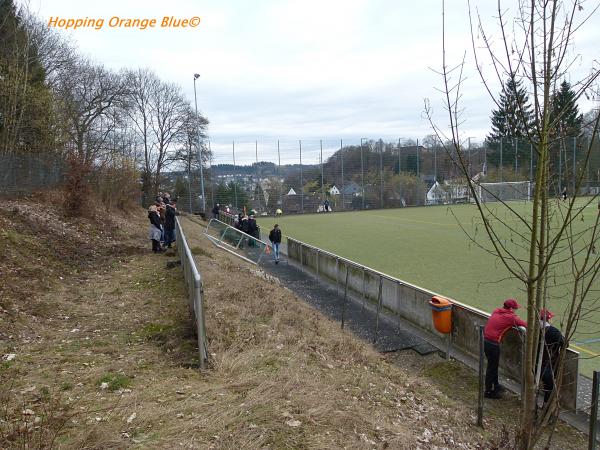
xmin=361 ymin=267 xmax=366 ymax=312
xmin=477 ymin=325 xmax=484 ymax=427
xmin=373 ymin=276 xmax=383 ymax=344
xmin=589 ymin=371 xmax=600 ymax=450
xmin=341 ymin=266 xmax=349 ymax=329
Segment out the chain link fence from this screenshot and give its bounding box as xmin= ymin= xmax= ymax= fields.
xmin=0 ymin=153 xmax=65 ymax=197
xmin=201 ymin=136 xmax=600 ymax=215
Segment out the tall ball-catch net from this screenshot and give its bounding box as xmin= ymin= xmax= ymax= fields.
xmin=475 ymin=181 xmax=531 ymax=203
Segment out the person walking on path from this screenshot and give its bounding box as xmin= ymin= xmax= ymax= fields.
xmin=483 ymin=299 xmax=527 ymax=399
xmin=148 ymin=205 xmax=163 ymax=253
xmin=164 ymin=198 xmax=178 ymax=248
xmin=539 ymin=309 xmax=564 ymax=403
xmin=212 ymin=203 xmax=220 ymax=219
xmin=247 ymin=215 xmax=258 ymax=247
xmin=269 ymin=224 xmax=282 ymax=263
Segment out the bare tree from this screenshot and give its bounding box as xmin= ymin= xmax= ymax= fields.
xmin=147 ymin=79 xmax=190 ymax=194
xmin=54 ymin=58 xmax=125 ymax=165
xmin=427 ymin=1 xmax=600 ymax=448
xmin=124 ymin=68 xmax=159 ymax=198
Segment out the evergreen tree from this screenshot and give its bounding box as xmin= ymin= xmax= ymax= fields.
xmin=550 ymin=80 xmax=582 ymax=137
xmin=0 ymin=0 xmax=52 ymax=153
xmin=487 ymin=78 xmax=534 ymax=141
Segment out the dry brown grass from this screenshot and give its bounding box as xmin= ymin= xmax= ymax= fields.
xmin=0 ymin=209 xmax=588 ymax=449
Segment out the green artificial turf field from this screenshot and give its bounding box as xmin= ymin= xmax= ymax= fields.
xmin=258 ymin=200 xmax=600 ymax=376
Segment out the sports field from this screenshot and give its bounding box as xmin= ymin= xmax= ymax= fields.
xmin=259 ymin=200 xmax=600 ymax=376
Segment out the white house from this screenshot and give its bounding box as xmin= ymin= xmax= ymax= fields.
xmin=426 ymin=181 xmax=447 ymax=205
xmin=286 ymin=188 xmax=297 ymax=196
xmin=329 ymin=185 xmax=340 ymax=196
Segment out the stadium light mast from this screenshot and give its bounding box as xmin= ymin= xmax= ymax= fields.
xmin=193 ymin=73 xmax=206 ymax=213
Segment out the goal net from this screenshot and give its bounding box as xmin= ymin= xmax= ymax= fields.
xmin=475 ymin=181 xmax=531 ymax=203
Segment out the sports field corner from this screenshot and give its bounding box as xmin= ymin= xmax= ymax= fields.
xmin=258 ymin=200 xmax=600 ymax=377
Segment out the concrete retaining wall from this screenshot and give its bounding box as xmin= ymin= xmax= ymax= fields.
xmin=287 ymin=237 xmax=580 ymax=411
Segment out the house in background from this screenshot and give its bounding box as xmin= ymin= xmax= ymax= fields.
xmin=329 ymin=185 xmax=340 ymax=196
xmin=341 ymin=181 xmax=361 ymax=197
xmin=426 ymin=181 xmax=447 ymax=205
xmin=286 ymin=188 xmax=297 ymax=196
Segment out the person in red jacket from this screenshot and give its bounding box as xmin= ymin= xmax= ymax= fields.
xmin=483 ymin=299 xmax=527 ymax=398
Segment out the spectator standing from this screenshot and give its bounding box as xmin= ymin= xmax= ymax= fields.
xmin=148 ymin=205 xmax=163 ymax=253
xmin=248 ymin=215 xmax=258 ymax=247
xmin=483 ymin=299 xmax=527 ymax=399
xmin=212 ymin=203 xmax=220 ymax=219
xmin=539 ymin=309 xmax=564 ymax=403
xmin=156 ymin=200 xmax=166 ymax=244
xmin=164 ymin=199 xmax=178 ymax=248
xmin=269 ymin=224 xmax=282 ymax=263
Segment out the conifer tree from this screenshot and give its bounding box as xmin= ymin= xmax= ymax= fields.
xmin=550 ymin=80 xmax=583 ymax=137
xmin=487 ymin=78 xmax=534 ymax=141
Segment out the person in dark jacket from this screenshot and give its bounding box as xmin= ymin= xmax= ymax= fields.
xmin=247 ymin=215 xmax=258 ymax=247
xmin=539 ymin=309 xmax=564 ymax=403
xmin=147 ymin=205 xmax=163 ymax=253
xmin=164 ymin=199 xmax=177 ymax=248
xmin=268 ymin=224 xmax=282 ymax=263
xmin=212 ymin=203 xmax=220 ymax=219
xmin=483 ymin=299 xmax=527 ymax=398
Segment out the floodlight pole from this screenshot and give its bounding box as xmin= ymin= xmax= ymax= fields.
xmin=193 ymin=73 xmax=206 ymax=213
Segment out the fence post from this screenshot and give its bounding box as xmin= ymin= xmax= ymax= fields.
xmin=380 ymin=139 xmax=384 ymax=209
xmin=341 ymin=265 xmax=349 ymax=329
xmin=373 ymin=276 xmax=383 ymax=344
xmin=299 ymin=140 xmax=304 ymax=214
xmin=195 ymin=280 xmax=207 ymax=370
xmin=521 ymin=330 xmax=526 ymax=402
xmin=362 ymin=267 xmax=366 ymax=312
xmin=477 ymin=325 xmax=485 ymax=427
xmin=232 ymin=141 xmax=238 ymax=210
xmin=360 ymin=138 xmax=365 ymax=209
xmin=336 ymin=257 xmax=340 ymax=295
xmin=340 ymin=139 xmax=345 ymax=211
xmin=589 ymin=371 xmax=599 ymax=450
xmin=316 ymin=249 xmax=320 ymax=277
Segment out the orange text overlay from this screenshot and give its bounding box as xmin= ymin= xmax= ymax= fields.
xmin=47 ymin=16 xmax=201 ymax=30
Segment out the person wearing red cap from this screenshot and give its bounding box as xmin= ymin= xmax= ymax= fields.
xmin=539 ymin=309 xmax=564 ymax=403
xmin=483 ymin=299 xmax=527 ymax=398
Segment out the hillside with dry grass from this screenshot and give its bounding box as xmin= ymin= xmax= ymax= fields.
xmin=0 ymin=200 xmax=587 ymax=449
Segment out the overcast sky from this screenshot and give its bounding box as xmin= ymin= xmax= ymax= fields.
xmin=22 ymin=0 xmax=600 ymax=163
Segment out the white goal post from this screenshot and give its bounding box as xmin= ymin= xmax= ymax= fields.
xmin=474 ymin=181 xmax=531 ymax=203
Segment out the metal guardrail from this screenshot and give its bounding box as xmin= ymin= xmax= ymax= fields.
xmin=204 ymin=218 xmax=271 ymax=265
xmin=175 ymin=217 xmax=208 ymax=369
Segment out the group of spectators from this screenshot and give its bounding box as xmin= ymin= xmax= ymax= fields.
xmin=483 ymin=299 xmax=564 ymax=404
xmin=232 ymin=212 xmax=260 ymax=245
xmin=148 ymin=192 xmax=178 ymax=253
xmin=211 ymin=203 xmax=282 ymax=262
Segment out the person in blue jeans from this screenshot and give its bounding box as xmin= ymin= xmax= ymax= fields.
xmin=268 ymin=224 xmax=282 ymax=263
